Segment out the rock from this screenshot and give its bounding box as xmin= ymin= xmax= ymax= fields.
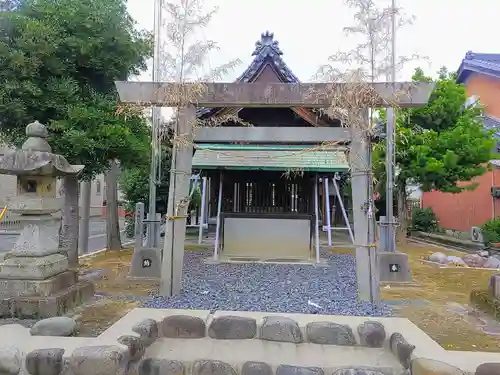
xmin=475 ymin=363 xmax=500 ymax=375
xmin=446 ymin=256 xmax=467 ymax=267
xmin=241 ymin=362 xmax=273 ymax=375
xmin=276 ymin=365 xmax=324 ymax=375
xmin=476 ymin=250 xmax=489 ymax=257
xmin=410 ymin=358 xmax=464 ymax=375
xmin=117 ymin=335 xmax=145 ymax=361
xmin=332 ymin=368 xmax=386 ymax=375
xmin=192 ymin=360 xmax=236 ymax=375
xmin=132 ymin=319 xmax=158 ymax=346
xmin=306 ymin=322 xmax=356 ymax=345
xmin=208 ymin=316 xmax=257 ymax=339
xmin=260 ymin=316 xmax=303 ymax=343
xmin=25 ymin=348 xmax=65 ymax=375
xmin=389 ymin=332 xmax=415 ymax=369
xmin=462 ymin=254 xmax=487 ymax=268
xmin=30 ymin=317 xmax=77 ymax=336
xmin=357 ymin=321 xmax=386 ymax=347
xmin=69 ymin=345 xmax=129 ymax=375
xmin=0 ymin=346 xmax=22 ymax=375
xmin=429 ymin=252 xmax=447 ymax=264
xmin=138 ymin=359 xmax=185 ymax=375
xmin=484 ymin=257 xmax=500 ymax=269
xmin=161 ymin=315 xmax=206 ymax=338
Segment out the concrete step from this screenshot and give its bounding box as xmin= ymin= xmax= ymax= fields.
xmin=97 ymin=309 xmax=442 ymax=375
xmin=142 ymin=337 xmax=402 ymax=374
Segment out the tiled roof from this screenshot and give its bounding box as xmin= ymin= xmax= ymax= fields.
xmin=197 ymin=31 xmax=300 ymax=118
xmin=456 ymin=51 xmax=500 ymax=84
xmin=235 ymin=31 xmax=299 ymax=84
xmin=192 ymin=144 xmax=349 ymax=172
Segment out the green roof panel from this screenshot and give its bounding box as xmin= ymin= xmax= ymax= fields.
xmin=192 ymin=144 xmax=349 ymax=172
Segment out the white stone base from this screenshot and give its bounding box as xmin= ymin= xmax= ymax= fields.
xmin=9 ymin=215 xmax=61 ymax=257
xmin=0 ymin=253 xmax=68 ymax=280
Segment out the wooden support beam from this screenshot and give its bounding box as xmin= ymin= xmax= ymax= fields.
xmin=115 ymin=81 xmax=434 ymax=108
xmin=194 ymin=126 xmax=351 ymax=143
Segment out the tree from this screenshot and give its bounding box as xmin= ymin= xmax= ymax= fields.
xmin=316 ymin=0 xmax=422 ymax=238
xmin=118 ymin=0 xmax=241 ymax=241
xmin=319 ymin=0 xmax=417 ymax=83
xmin=0 ymin=0 xmax=152 ymax=264
xmin=120 ymin=145 xmax=171 ymax=238
xmin=373 ymin=67 xmax=495 ymax=235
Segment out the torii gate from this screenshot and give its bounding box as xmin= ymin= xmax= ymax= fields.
xmin=114 ymin=81 xmax=433 ymax=302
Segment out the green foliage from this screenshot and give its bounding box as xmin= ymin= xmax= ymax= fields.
xmin=189 ymin=184 xmax=202 ymax=212
xmin=120 ymin=147 xmax=171 ymax=237
xmin=373 ymin=67 xmax=494 ymax=196
xmin=409 ymin=207 xmax=439 ymax=233
xmin=481 ymin=218 xmax=500 ymax=245
xmin=0 ymin=0 xmax=153 ymax=179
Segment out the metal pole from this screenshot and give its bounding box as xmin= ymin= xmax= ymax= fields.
xmin=147 ymin=0 xmax=163 ymax=248
xmin=332 ymin=175 xmax=355 ymax=244
xmin=385 ymin=0 xmax=397 ymax=252
xmin=214 ymin=171 xmax=223 ymax=259
xmin=198 ymin=177 xmax=207 ymax=244
xmin=324 ymin=177 xmax=332 ymax=247
xmin=314 ymin=175 xmax=320 ymax=263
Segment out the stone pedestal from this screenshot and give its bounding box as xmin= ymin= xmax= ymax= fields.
xmin=378 ymin=251 xmax=413 ymax=284
xmin=129 ymin=247 xmax=161 ymax=281
xmin=0 ymin=215 xmax=94 ymax=318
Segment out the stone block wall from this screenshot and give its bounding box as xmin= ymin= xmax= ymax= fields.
xmin=0 ymin=309 xmax=497 ymax=375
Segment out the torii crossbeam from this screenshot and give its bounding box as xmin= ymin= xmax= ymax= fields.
xmin=115 ymin=81 xmax=433 ymax=108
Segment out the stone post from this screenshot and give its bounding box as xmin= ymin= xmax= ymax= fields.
xmin=349 ymin=112 xmax=380 ymax=303
xmin=134 ymin=202 xmax=145 ymax=250
xmin=160 ymin=105 xmax=195 ymax=296
xmin=129 ymin=202 xmax=161 ymax=280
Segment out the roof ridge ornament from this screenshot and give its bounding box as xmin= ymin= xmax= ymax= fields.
xmin=252 ymin=31 xmax=283 ymax=56
xmin=465 ymin=51 xmax=475 ymax=60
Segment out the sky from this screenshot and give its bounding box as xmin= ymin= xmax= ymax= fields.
xmin=126 ymin=0 xmax=498 ymax=83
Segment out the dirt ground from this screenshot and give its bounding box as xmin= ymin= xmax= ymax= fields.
xmin=76 ymin=249 xmax=154 ymax=336
xmin=377 ymin=243 xmax=500 ymax=352
xmin=76 ymin=244 xmax=500 ymax=352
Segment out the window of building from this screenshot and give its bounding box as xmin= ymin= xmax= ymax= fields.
xmin=465 ymin=95 xmax=479 ymax=108
xmin=96 ymin=180 xmax=101 ymax=195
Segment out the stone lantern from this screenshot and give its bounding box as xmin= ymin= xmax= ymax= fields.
xmin=0 ymin=121 xmax=94 ymax=318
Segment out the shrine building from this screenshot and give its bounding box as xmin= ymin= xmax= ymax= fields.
xmin=192 ymin=32 xmax=353 ymax=262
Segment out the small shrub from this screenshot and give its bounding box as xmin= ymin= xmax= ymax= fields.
xmin=481 ymin=218 xmax=500 ymax=244
xmin=410 ymin=207 xmax=439 ymax=233
xmin=124 ymin=202 xmax=136 ymax=238
xmin=188 ymin=185 xmax=202 ymax=212
xmin=124 ymin=216 xmax=135 ymax=238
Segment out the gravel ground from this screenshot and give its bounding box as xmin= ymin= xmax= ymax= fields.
xmin=142 ymin=251 xmax=392 ymax=316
